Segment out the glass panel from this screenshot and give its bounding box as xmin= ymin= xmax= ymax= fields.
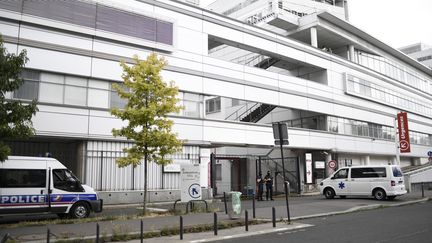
xmin=41 ymin=73 xmax=64 ymax=84
xmin=39 ymin=82 xmax=64 ymax=103
xmin=65 ymin=86 xmax=87 ymax=106
xmin=88 ymin=88 xmax=109 ymax=108
xmin=65 ymin=76 xmax=87 ymax=87
xmin=13 ymin=80 xmax=39 ymax=100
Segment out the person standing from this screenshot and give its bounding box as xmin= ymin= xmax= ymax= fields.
xmin=264 ymin=171 xmax=274 ymax=201
xmin=256 ymin=172 xmax=264 ymax=201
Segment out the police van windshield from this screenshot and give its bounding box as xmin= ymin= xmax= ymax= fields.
xmin=53 ymin=169 xmax=83 ymax=192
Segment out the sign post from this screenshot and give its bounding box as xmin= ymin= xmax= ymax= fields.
xmin=271 ymin=122 xmax=290 ymax=222
xmin=181 ymin=164 xmax=201 ymax=202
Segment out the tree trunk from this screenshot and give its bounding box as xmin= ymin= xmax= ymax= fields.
xmin=143 ymin=152 xmax=148 ymax=214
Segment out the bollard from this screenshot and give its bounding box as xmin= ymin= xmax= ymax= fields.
xmin=214 ymin=212 xmax=218 ymax=235
xmin=47 ymin=228 xmax=50 ymax=243
xmin=180 ymin=216 xmax=183 ymax=240
xmin=422 ymin=182 xmax=425 ymax=198
xmin=245 ymin=210 xmax=249 ymax=232
xmin=272 ymin=207 xmax=276 ymax=228
xmin=141 ymin=220 xmax=144 ymax=243
xmin=284 ymin=181 xmax=291 ymax=224
xmin=1 ymin=233 xmax=10 ymax=243
xmin=224 ymin=192 xmax=228 ymax=214
xmin=96 ymin=223 xmax=100 ymax=243
xmin=252 ymin=193 xmax=256 ymax=219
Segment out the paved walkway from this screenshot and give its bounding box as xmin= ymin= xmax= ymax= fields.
xmin=0 ymin=191 xmax=430 ymax=242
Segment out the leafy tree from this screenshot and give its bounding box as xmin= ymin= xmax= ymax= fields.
xmin=111 ymin=53 xmax=183 ymax=213
xmin=0 ymin=36 xmax=38 ymax=162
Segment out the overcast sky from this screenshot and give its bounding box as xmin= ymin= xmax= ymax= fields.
xmin=200 ymin=0 xmax=432 ymax=49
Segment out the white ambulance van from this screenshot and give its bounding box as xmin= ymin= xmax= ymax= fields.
xmin=319 ymin=165 xmax=407 ymax=200
xmin=0 ymin=156 xmax=102 ymax=218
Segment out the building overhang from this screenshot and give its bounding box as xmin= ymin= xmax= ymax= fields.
xmin=317 ymin=12 xmax=432 ymax=76
xmin=288 ymin=11 xmax=432 ymax=77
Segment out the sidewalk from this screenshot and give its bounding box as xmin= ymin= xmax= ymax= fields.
xmin=0 ymin=191 xmax=430 ymax=242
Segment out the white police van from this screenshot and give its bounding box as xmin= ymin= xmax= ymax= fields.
xmin=0 ymin=156 xmax=102 ymax=218
xmin=319 ymin=165 xmax=407 ymax=200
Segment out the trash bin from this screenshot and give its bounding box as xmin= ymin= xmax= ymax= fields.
xmin=228 ymin=191 xmax=242 ymax=219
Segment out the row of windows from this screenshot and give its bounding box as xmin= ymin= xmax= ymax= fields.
xmin=0 ymin=0 xmax=173 ymax=45
xmin=327 ymin=116 xmax=432 ymax=146
xmin=12 ymin=70 xmax=204 ymax=118
xmin=355 ymin=51 xmax=431 ymax=94
xmin=283 ymin=114 xmax=432 ymax=146
xmin=346 ymin=75 xmax=432 ymax=117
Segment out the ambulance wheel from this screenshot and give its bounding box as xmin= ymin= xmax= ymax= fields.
xmin=373 ymin=188 xmax=386 ymax=201
xmin=324 ymin=188 xmax=335 ymax=199
xmin=70 ymin=202 xmax=90 ymax=219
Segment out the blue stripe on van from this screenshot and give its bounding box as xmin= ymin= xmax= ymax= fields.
xmin=0 ymin=194 xmax=97 ymax=205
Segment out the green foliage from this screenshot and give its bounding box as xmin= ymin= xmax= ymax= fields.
xmin=111 ymin=53 xmax=183 ymax=167
xmin=0 ymin=36 xmax=38 ymax=162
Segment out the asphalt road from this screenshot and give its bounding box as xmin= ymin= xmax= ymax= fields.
xmin=214 ymin=200 xmax=432 ymax=243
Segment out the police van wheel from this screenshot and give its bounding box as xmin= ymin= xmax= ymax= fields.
xmin=70 ymin=202 xmax=90 ymax=219
xmin=373 ymin=189 xmax=386 ymax=201
xmin=324 ymin=188 xmax=335 ymax=199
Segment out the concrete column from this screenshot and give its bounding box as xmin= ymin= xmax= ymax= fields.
xmin=271 ymin=0 xmax=278 ymax=13
xmin=310 ymin=27 xmax=318 ymax=48
xmin=348 ymin=44 xmax=355 ymax=62
xmin=344 ymin=0 xmax=349 ymax=21
xmin=364 ymin=155 xmax=370 ymax=165
xmin=325 ymin=153 xmax=333 ymax=177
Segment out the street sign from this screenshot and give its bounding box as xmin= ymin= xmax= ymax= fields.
xmin=272 ymin=122 xmax=289 ymax=146
xmin=180 ymin=164 xmax=201 ymax=202
xmin=305 ymin=153 xmax=313 ymax=184
xmin=397 ymin=112 xmax=411 ymax=153
xmin=328 ymin=160 xmax=337 ymax=169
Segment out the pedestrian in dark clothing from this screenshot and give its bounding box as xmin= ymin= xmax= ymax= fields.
xmin=264 ymin=171 xmax=274 ymax=201
xmin=256 ymin=172 xmax=264 ymax=201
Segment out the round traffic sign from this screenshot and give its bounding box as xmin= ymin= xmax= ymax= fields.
xmin=328 ymin=160 xmax=337 ymax=169
xmin=188 ymin=183 xmax=201 ymax=199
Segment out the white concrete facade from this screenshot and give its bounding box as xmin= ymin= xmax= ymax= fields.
xmin=1 ymin=0 xmax=432 ymax=200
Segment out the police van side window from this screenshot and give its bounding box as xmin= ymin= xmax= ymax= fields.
xmin=0 ymin=169 xmax=46 ymax=188
xmin=351 ymin=168 xmax=387 ymax=178
xmin=53 ymin=169 xmax=84 ymax=192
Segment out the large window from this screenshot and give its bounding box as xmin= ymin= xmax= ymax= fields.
xmin=0 ymin=169 xmax=46 ymax=188
xmin=355 ymin=51 xmax=430 ymax=94
xmin=205 ymin=97 xmax=221 ymax=114
xmin=14 ymin=70 xmax=40 ymax=100
xmin=346 ymin=74 xmax=432 ymax=117
xmin=1 ymin=0 xmax=173 ymax=46
xmin=351 ymin=167 xmax=386 ymax=178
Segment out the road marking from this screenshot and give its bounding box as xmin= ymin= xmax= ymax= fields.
xmin=189 ymin=224 xmax=313 ymax=243
xmin=277 ymin=229 xmax=306 ymax=235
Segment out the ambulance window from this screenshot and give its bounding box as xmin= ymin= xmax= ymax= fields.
xmin=0 ymin=169 xmax=46 ymax=188
xmin=333 ymin=169 xmax=348 ymax=179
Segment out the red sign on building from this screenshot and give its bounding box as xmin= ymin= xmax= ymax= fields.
xmin=397 ymin=112 xmax=411 ymax=153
